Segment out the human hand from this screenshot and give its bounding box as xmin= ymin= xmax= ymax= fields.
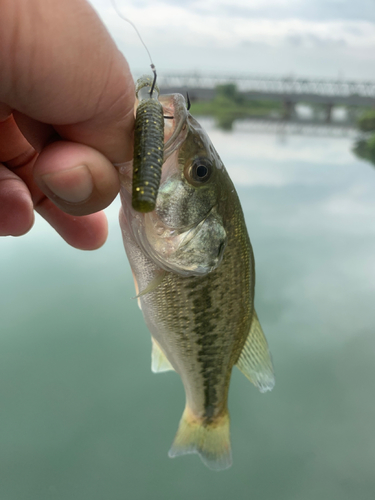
xmin=0 ymin=0 xmax=135 ymax=249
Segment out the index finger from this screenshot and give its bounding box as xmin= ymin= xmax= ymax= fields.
xmin=1 ymin=0 xmax=135 ymax=164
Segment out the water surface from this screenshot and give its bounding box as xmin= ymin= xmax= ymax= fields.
xmin=1 ymin=122 xmax=375 ymax=500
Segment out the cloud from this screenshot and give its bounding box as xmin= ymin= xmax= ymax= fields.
xmin=97 ymin=1 xmax=375 ymax=49
xmin=89 ymin=0 xmax=375 ymax=79
xmin=102 ymin=4 xmax=375 ymax=50
xmin=197 ymin=0 xmax=375 ymax=23
xmin=286 ymin=33 xmax=347 ymax=49
xmin=116 ymin=0 xmax=375 ymax=23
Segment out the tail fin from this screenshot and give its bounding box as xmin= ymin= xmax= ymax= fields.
xmin=168 ymin=406 xmax=232 ymax=471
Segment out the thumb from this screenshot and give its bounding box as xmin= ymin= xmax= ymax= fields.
xmin=33 ymin=141 xmax=120 ymax=216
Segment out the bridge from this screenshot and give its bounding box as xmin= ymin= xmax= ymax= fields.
xmin=157 ymin=72 xmax=375 ymax=121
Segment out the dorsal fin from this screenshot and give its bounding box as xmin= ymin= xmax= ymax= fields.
xmin=236 ymin=310 xmax=275 ymax=393
xmin=151 ymin=338 xmax=175 ymax=373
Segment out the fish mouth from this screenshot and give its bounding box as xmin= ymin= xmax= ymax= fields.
xmin=159 ymin=94 xmax=189 ymax=160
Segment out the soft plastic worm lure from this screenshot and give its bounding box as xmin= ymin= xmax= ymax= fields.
xmin=110 ymin=0 xmax=165 ymax=212
xmin=132 ymin=75 xmax=165 ymax=213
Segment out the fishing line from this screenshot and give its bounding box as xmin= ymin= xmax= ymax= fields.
xmin=110 ymin=0 xmax=157 ymax=93
xmin=110 ymin=0 xmax=165 ymax=212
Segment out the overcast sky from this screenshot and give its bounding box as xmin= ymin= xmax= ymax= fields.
xmin=88 ymin=0 xmax=375 ymax=80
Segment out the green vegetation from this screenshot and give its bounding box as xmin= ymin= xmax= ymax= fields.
xmin=357 ymin=109 xmax=375 ymax=133
xmin=353 ymin=136 xmax=375 ymax=164
xmin=353 ymin=109 xmax=375 ymax=166
xmin=191 ymin=83 xmax=282 ymax=130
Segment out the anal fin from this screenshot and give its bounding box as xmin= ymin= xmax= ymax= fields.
xmin=151 ymin=338 xmax=175 ymax=373
xmin=236 ymin=310 xmax=275 ymax=393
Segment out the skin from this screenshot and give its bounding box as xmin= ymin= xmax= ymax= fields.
xmin=0 ymin=0 xmax=135 ymax=249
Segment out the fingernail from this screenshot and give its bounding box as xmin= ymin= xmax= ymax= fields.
xmin=41 ymin=165 xmax=94 ymax=203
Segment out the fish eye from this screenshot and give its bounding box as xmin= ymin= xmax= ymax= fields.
xmin=196 ymin=165 xmax=208 ymax=178
xmin=187 ymin=159 xmax=212 ymax=184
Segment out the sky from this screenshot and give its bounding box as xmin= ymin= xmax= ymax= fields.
xmin=88 ymin=0 xmax=375 ymax=80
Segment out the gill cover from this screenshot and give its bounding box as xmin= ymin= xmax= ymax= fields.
xmin=140 ymin=205 xmax=226 ymax=276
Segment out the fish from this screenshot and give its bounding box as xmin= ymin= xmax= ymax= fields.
xmin=117 ymin=89 xmax=275 ymax=471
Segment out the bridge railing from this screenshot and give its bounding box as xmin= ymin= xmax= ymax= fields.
xmin=155 ymin=73 xmax=375 ymax=98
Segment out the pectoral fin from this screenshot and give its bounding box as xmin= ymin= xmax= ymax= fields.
xmin=151 ymin=338 xmax=175 ymax=373
xmin=134 ymin=271 xmax=167 ymax=299
xmin=236 ymin=310 xmax=275 ymax=393
xmin=131 ymin=271 xmax=142 ymax=310
xmin=131 ymin=271 xmax=167 ymax=310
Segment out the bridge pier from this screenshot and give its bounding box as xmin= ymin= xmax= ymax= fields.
xmin=282 ymin=100 xmax=295 ymax=120
xmin=325 ymin=103 xmax=333 ymax=123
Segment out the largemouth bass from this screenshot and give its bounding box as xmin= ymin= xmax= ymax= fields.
xmin=118 ymin=90 xmax=274 ymax=471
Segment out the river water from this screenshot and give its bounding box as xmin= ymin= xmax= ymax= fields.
xmin=1 ymin=121 xmax=375 ymax=500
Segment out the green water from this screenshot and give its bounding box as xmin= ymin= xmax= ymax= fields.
xmin=2 ymin=123 xmax=375 ymax=499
